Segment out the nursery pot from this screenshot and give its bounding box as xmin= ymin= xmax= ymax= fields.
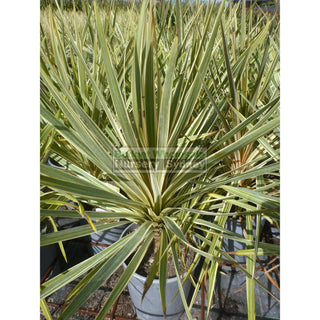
xmin=222 ymin=217 xmax=264 ymax=265
xmin=40 ymin=244 xmax=60 ymax=280
xmin=218 ymin=218 xmax=280 ymax=318
xmin=90 ymin=183 xmax=129 ymax=253
xmin=121 ymin=223 xmax=193 ymax=320
xmin=222 ymin=218 xmax=248 ymax=265
xmin=45 ymin=156 xmax=66 ymax=169
xmin=90 ymin=188 xmax=129 ymax=253
xmin=90 ymin=215 xmax=129 ymax=254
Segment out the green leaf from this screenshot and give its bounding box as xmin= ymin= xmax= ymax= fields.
xmin=40 ymin=164 xmax=145 ymax=211
xmin=47 ymin=216 xmax=68 ymax=263
xmin=95 ymin=228 xmax=154 ymax=320
xmin=159 ymin=231 xmax=168 ymax=315
xmin=94 ymin=1 xmax=138 ymax=148
xmin=171 ymin=242 xmax=193 ymax=320
xmin=163 ymin=216 xmax=213 ymax=260
xmin=40 ymin=209 xmax=140 ymax=220
xmin=157 ymin=36 xmax=179 ymax=149
xmin=40 ymin=299 xmax=53 ymax=320
xmin=40 ymin=220 xmax=128 ymax=246
xmin=57 ymin=222 xmax=153 ymax=320
xmin=220 ymin=185 xmax=279 ymax=209
xmin=40 ymin=234 xmax=131 ymax=299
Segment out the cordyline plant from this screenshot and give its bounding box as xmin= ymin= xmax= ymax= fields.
xmin=40 ymin=0 xmax=280 ymax=319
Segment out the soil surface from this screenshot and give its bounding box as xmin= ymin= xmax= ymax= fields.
xmin=123 ymin=228 xmax=196 ymax=278
xmin=138 ymin=242 xmax=196 ymax=278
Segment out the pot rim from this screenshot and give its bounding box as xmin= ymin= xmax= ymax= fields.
xmin=47 ymin=157 xmax=66 ymax=169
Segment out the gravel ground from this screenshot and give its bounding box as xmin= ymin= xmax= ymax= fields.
xmin=41 ymin=234 xmax=279 ymax=320
xmin=41 ymin=264 xmax=279 ymax=320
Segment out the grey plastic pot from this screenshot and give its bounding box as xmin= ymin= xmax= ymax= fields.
xmin=210 ymin=218 xmax=280 ymax=318
xmin=90 ymin=182 xmax=130 ymax=253
xmin=46 ymin=156 xmax=66 ymax=169
xmin=222 ymin=218 xmax=248 ymax=265
xmin=90 ymin=205 xmax=129 ymax=254
xmin=121 ymin=223 xmax=193 ymax=320
xmin=90 ymin=222 xmax=129 ymax=254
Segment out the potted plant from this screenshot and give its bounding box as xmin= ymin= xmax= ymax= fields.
xmin=40 ymin=0 xmax=280 ymax=319
xmin=119 ymin=223 xmax=199 ymax=320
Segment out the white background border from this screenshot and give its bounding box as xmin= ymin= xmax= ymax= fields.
xmin=1 ymin=0 xmax=320 ymax=319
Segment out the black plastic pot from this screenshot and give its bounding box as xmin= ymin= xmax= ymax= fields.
xmin=40 ymin=243 xmax=60 ymax=280
xmin=51 ymin=237 xmax=94 ymax=276
xmin=41 ymin=157 xmax=95 ymax=279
